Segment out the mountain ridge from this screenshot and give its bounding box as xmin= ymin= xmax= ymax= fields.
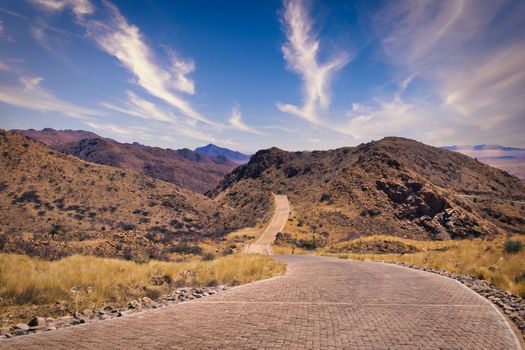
xmin=11 ymin=128 xmax=238 ymax=193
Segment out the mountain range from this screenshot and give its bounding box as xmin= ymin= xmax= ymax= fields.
xmin=2 ymin=129 xmax=524 ymax=260
xmin=11 ymin=129 xmax=245 ymax=193
xmin=445 ymin=144 xmax=525 ymax=180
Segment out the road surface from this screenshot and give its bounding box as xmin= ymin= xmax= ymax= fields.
xmin=1 ymin=255 xmax=520 ymax=349
xmin=242 ymin=194 xmax=290 ymax=255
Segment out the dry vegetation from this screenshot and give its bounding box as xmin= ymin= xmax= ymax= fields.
xmin=211 ymin=137 xmax=525 ymax=243
xmin=0 ymin=253 xmax=285 ymax=325
xmin=0 ymin=130 xmax=251 ymax=259
xmin=321 ymin=235 xmax=525 ymax=297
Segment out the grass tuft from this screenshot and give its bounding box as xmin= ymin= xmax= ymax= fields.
xmin=503 ymin=239 xmax=524 ymax=254
xmin=0 ymin=253 xmax=285 ymax=324
xmin=322 ymin=235 xmax=525 ymax=298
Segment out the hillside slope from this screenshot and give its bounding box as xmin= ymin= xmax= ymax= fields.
xmin=0 ymin=130 xmax=242 ymax=259
xmin=210 ymin=137 xmax=525 ymax=243
xmin=12 ymin=129 xmax=237 ymax=193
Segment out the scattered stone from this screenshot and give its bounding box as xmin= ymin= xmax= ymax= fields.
xmin=140 ymin=296 xmax=152 ymax=304
xmin=11 ymin=329 xmax=28 ymax=336
xmin=27 ymin=316 xmax=47 ymax=328
xmin=128 ymin=300 xmax=141 ymax=309
xmin=82 ymin=309 xmax=93 ymax=318
xmin=13 ymin=323 xmax=30 ymax=331
xmin=1 ymin=285 xmax=226 ymax=339
xmin=102 ymin=305 xmax=113 ymax=312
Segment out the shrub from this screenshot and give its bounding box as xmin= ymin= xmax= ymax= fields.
xmin=201 ymin=253 xmax=215 ymax=261
xmin=503 ymin=239 xmax=523 ymax=254
xmin=320 ymin=193 xmax=331 ymax=202
xmin=48 ymin=225 xmax=61 ymax=239
xmin=169 ymin=243 xmax=203 ymax=255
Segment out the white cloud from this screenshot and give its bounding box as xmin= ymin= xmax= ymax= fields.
xmin=277 ymin=0 xmax=350 ymax=123
xmin=0 ymin=75 xmax=102 ymax=118
xmin=371 ymin=0 xmax=525 ymax=145
xmin=102 ymin=91 xmax=223 ymax=143
xmin=101 ymin=90 xmax=177 ymax=124
xmin=84 ymin=121 xmax=140 ymax=138
xmin=341 ymin=95 xmax=425 ymax=141
xmin=228 ymin=104 xmax=265 ymax=135
xmin=82 ymin=2 xmax=216 ymax=125
xmin=29 ymin=0 xmax=94 ymax=17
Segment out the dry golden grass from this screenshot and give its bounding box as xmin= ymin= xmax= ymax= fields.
xmin=322 ymin=235 xmax=525 ymax=297
xmin=0 ymin=253 xmax=285 ymax=324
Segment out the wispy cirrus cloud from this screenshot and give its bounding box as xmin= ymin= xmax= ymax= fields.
xmin=29 ymin=0 xmax=94 ymax=18
xmin=0 ymin=74 xmax=102 ymax=118
xmin=82 ymin=2 xmax=215 ymax=125
xmin=101 ymin=90 xmax=177 ymax=124
xmin=228 ymin=104 xmax=265 ymax=135
xmin=277 ymin=0 xmax=350 ymax=123
xmin=28 ymin=0 xmax=217 ymax=126
xmin=101 ymin=90 xmax=223 ymax=143
xmin=369 ymin=0 xmax=525 ymax=145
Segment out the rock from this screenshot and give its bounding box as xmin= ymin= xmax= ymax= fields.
xmin=28 ymin=316 xmax=47 ymax=328
xmin=0 ymin=328 xmax=9 ymax=336
xmin=103 ymin=305 xmax=114 ymax=312
xmin=13 ymin=323 xmax=30 ymax=331
xmin=11 ymin=329 xmax=27 ymax=336
xmin=128 ymin=300 xmax=141 ymax=309
xmin=140 ymin=296 xmax=153 ymax=304
xmin=73 ymin=312 xmax=84 ymax=319
xmin=82 ymin=309 xmax=94 ymax=318
xmin=70 ymin=319 xmax=85 ymax=325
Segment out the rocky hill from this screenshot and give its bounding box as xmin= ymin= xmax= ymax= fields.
xmin=12 ymin=129 xmax=237 ymax=193
xmin=210 ymin=137 xmax=525 ymax=243
xmin=195 ymin=143 xmax=250 ymax=164
xmin=0 ymin=130 xmax=243 ymax=260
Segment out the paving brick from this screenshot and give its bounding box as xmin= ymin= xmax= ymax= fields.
xmin=1 ymin=255 xmax=520 ymax=349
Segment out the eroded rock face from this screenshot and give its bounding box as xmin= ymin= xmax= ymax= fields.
xmin=376 ymin=178 xmax=496 ymax=239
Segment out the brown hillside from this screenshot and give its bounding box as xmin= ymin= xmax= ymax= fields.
xmin=12 ymin=128 xmax=237 ymax=193
xmin=210 ymin=137 xmax=525 ymax=243
xmin=0 ymin=130 xmax=243 ymax=260
xmin=11 ymin=128 xmax=99 ymax=148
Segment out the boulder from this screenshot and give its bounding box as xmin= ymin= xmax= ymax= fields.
xmin=28 ymin=316 xmax=47 ymax=328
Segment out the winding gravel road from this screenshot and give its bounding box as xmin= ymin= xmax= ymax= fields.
xmin=242 ymin=194 xmax=290 ymax=255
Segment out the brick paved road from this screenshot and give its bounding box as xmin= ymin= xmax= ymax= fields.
xmin=243 ymin=194 xmax=289 ymax=255
xmin=1 ymin=255 xmax=520 ymax=349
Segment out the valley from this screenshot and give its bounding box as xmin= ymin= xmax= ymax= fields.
xmin=1 ymin=129 xmax=524 ymax=347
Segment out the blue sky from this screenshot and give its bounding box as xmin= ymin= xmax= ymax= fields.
xmin=0 ymin=0 xmax=524 ymax=153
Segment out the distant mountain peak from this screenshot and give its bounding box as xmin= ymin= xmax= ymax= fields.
xmin=195 ymin=144 xmax=250 ymax=164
